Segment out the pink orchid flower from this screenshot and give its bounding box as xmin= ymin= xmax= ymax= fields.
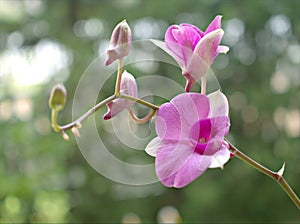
xmin=145 ymin=90 xmax=231 ymax=188
xmin=105 ymin=20 xmax=132 ymax=66
xmin=103 ymin=71 xmax=137 ymax=120
xmin=152 ymin=15 xmax=229 ymax=92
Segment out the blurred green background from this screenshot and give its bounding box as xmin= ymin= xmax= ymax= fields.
xmin=1 ymin=0 xmax=299 ymax=223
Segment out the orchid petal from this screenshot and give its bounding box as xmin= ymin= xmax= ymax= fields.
xmin=172 ymin=153 xmax=211 ymax=188
xmin=208 ymin=142 xmax=231 ymax=168
xmin=183 ymin=72 xmax=196 ymax=92
xmin=171 ymin=93 xmax=210 ymax=123
xmin=180 ymin=23 xmax=204 ymax=37
xmin=156 ymin=102 xmax=183 ymax=140
xmin=171 ymin=25 xmax=201 ymax=50
xmin=156 ymin=93 xmax=210 ymax=141
xmin=189 ymin=116 xmax=229 ymax=156
xmin=120 ymin=70 xmax=138 ymax=97
xmin=184 ymin=29 xmax=224 ymax=82
xmin=103 ymin=100 xmax=128 ymax=120
xmin=209 ymin=116 xmax=230 ymax=138
xmin=151 ymin=39 xmax=185 ymax=68
xmin=204 ymin=15 xmax=222 ymax=34
xmin=207 ymin=90 xmax=229 ymax=117
xmin=218 ymin=45 xmax=230 ymax=54
xmin=155 ymin=141 xmax=196 ymax=187
xmin=193 ymin=28 xmax=224 ymax=65
xmin=170 ymin=93 xmax=210 ymax=136
xmin=145 ymin=137 xmax=162 ymax=157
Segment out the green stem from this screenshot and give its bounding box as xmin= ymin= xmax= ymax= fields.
xmin=51 ymin=109 xmax=60 ymax=132
xmin=129 ymin=108 xmax=157 ymax=124
xmin=120 ymin=94 xmax=159 ymax=111
xmin=227 ymin=140 xmax=300 ymax=210
xmin=57 ymin=93 xmax=159 ymax=132
xmin=59 ymin=94 xmax=116 ymax=131
xmin=201 ymin=76 xmax=206 ymax=94
xmin=114 ymin=59 xmax=123 ymax=96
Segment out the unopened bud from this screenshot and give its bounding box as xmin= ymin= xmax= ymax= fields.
xmin=71 ymin=127 xmax=80 ymax=137
xmin=61 ymin=131 xmax=69 ymax=141
xmin=49 ymin=84 xmax=67 ymax=111
xmin=105 ymin=20 xmax=132 ymax=66
xmin=74 ymin=122 xmax=82 ymax=129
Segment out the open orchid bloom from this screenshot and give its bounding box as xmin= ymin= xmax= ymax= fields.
xmin=103 ymin=71 xmax=137 ymax=120
xmin=152 ymin=15 xmax=229 ymax=92
xmin=105 ymin=20 xmax=132 ymax=66
xmin=145 ymin=90 xmax=231 ymax=188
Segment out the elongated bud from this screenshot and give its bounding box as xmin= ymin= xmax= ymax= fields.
xmin=103 ymin=71 xmax=137 ymax=120
xmin=49 ymin=84 xmax=67 ymax=111
xmin=105 ymin=20 xmax=132 ymax=66
xmin=71 ymin=127 xmax=80 ymax=137
xmin=61 ymin=130 xmax=69 ymax=141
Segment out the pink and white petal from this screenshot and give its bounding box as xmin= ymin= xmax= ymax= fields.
xmin=171 ymin=25 xmax=201 ymax=50
xmin=208 ymin=142 xmax=231 ymax=169
xmin=218 ymin=45 xmax=230 ymax=54
xmin=103 ymin=99 xmax=129 ymax=120
xmin=171 ymin=93 xmax=210 ymax=132
xmin=156 ymin=93 xmax=210 ymax=141
xmin=204 ymin=15 xmax=222 ymax=34
xmin=145 ymin=137 xmax=162 ymax=157
xmin=185 ymin=51 xmax=209 ymax=82
xmin=165 ymin=25 xmax=180 ymax=43
xmin=172 ymin=153 xmax=211 ymax=188
xmin=156 ymin=141 xmax=195 ymax=186
xmin=151 ymin=39 xmax=185 ymax=68
xmin=183 ymin=72 xmax=196 ymax=92
xmin=156 ymin=103 xmax=183 ymax=140
xmin=105 ymin=48 xmax=121 ymax=66
xmin=207 ymin=90 xmax=229 ymax=117
xmin=193 ymin=29 xmax=224 ymax=66
xmin=199 ymin=138 xmax=223 ymax=156
xmin=164 ymin=25 xmax=187 ymax=65
xmin=120 ymin=71 xmax=138 ymax=97
xmin=209 ymin=116 xmax=230 ymax=139
xmin=180 ymin=23 xmax=204 ymax=38
xmin=159 ymin=172 xmax=176 ymax=187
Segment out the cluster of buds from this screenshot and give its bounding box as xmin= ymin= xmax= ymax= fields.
xmin=48 ymin=19 xmax=136 ymax=140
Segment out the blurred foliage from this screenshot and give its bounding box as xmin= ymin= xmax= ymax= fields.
xmin=1 ymin=0 xmax=300 ymax=223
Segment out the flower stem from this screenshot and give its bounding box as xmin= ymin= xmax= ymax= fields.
xmin=53 ymin=93 xmax=159 ymax=133
xmin=201 ymin=76 xmax=206 ymax=94
xmin=51 ymin=109 xmax=60 ymax=132
xmin=120 ymin=94 xmax=159 ymax=111
xmin=129 ymin=108 xmax=157 ymax=124
xmin=227 ymin=140 xmax=300 ymax=210
xmin=58 ymin=94 xmax=117 ymax=131
xmin=114 ymin=58 xmax=123 ymax=96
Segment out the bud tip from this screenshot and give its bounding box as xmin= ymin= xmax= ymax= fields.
xmin=49 ymin=84 xmax=67 ymax=111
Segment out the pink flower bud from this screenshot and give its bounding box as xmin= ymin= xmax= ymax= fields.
xmin=105 ymin=20 xmax=132 ymax=66
xmin=103 ymin=71 xmax=137 ymax=119
xmin=154 ymin=15 xmax=229 ymax=92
